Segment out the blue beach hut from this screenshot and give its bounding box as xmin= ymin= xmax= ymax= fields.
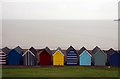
xmin=78 ymin=47 xmax=91 ymax=66
xmin=107 ymin=48 xmax=120 ymax=67
xmin=7 ymin=46 xmax=23 ymax=65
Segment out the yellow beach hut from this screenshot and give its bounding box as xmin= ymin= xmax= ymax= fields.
xmin=53 ymin=47 xmax=64 ymax=66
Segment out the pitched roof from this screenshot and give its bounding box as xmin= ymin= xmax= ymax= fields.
xmin=14 ymin=46 xmax=23 ymax=54
xmin=29 ymin=47 xmax=37 ymax=55
xmin=2 ymin=47 xmax=11 ymax=54
xmin=22 ymin=50 xmax=35 ymax=56
xmin=107 ymin=48 xmax=116 ymax=55
xmin=94 ymin=49 xmax=106 ymax=56
xmin=42 ymin=47 xmax=52 ymax=55
xmin=57 ymin=47 xmax=64 ymax=53
xmin=66 ymin=46 xmax=76 ymax=52
xmin=106 ymin=48 xmax=120 ymax=59
xmin=92 ymin=46 xmax=101 ymax=54
xmin=53 ymin=47 xmax=64 ymax=56
xmin=78 ymin=47 xmax=87 ymax=55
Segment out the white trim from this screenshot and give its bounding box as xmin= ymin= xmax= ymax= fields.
xmin=0 ymin=60 xmax=6 ymax=61
xmin=53 ymin=50 xmax=64 ymax=56
xmin=22 ymin=50 xmax=35 ymax=56
xmin=0 ymin=55 xmax=6 ymax=56
xmin=0 ymin=62 xmax=6 ymax=64
xmin=79 ymin=50 xmax=92 ymax=57
xmin=68 ymin=54 xmax=76 ymax=55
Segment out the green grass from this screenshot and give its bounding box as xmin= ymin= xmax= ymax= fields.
xmin=1 ymin=66 xmax=119 ymax=77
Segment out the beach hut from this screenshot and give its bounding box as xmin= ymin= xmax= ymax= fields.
xmin=107 ymin=48 xmax=120 ymax=67
xmin=66 ymin=46 xmax=78 ymax=65
xmin=92 ymin=46 xmax=107 ymax=66
xmin=53 ymin=47 xmax=64 ymax=66
xmin=78 ymin=47 xmax=91 ymax=66
xmin=39 ymin=47 xmax=52 ymax=65
xmin=0 ymin=50 xmax=6 ymax=65
xmin=7 ymin=46 xmax=23 ymax=65
xmin=2 ymin=47 xmax=11 ymax=55
xmin=22 ymin=47 xmax=37 ymax=66
xmin=1 ymin=47 xmax=11 ymax=65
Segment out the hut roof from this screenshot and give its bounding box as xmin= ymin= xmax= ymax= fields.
xmin=39 ymin=47 xmax=52 ymax=55
xmin=45 ymin=47 xmax=52 ymax=55
xmin=107 ymin=48 xmax=116 ymax=55
xmin=53 ymin=47 xmax=64 ymax=56
xmin=94 ymin=49 xmax=106 ymax=56
xmin=92 ymin=46 xmax=101 ymax=54
xmin=29 ymin=47 xmax=37 ymax=55
xmin=66 ymin=46 xmax=76 ymax=52
xmin=2 ymin=47 xmax=11 ymax=54
xmin=14 ymin=46 xmax=23 ymax=54
xmin=78 ymin=47 xmax=87 ymax=55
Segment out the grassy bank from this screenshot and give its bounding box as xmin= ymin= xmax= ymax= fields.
xmin=1 ymin=66 xmax=119 ymax=77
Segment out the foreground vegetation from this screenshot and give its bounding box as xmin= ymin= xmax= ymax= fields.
xmin=1 ymin=66 xmax=119 ymax=77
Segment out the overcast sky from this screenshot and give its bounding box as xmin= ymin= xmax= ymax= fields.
xmin=0 ymin=0 xmax=119 ymax=50
xmin=2 ymin=0 xmax=119 ymax=20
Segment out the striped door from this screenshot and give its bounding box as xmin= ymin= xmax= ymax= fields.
xmin=0 ymin=52 xmax=6 ymax=65
xmin=66 ymin=51 xmax=78 ymax=65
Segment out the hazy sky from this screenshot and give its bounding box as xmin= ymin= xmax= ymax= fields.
xmin=2 ymin=0 xmax=119 ymax=20
xmin=0 ymin=0 xmax=119 ymax=50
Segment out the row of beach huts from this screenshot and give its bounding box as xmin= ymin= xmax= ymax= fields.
xmin=0 ymin=46 xmax=120 ymax=67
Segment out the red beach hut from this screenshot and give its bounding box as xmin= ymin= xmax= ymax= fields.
xmin=39 ymin=47 xmax=52 ymax=65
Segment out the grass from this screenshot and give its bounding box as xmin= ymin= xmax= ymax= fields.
xmin=1 ymin=66 xmax=120 ymax=77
